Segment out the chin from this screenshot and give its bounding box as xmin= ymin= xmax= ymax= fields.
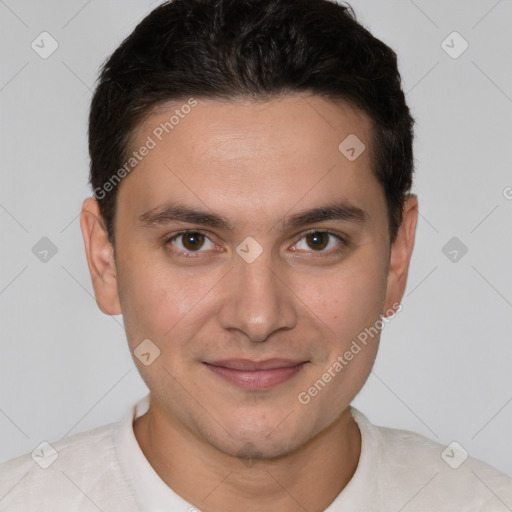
xmin=217 ymin=434 xmax=304 ymax=463
xmin=198 ymin=413 xmax=316 ymax=462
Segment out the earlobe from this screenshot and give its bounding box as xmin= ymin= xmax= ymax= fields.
xmin=383 ymin=194 xmax=419 ymax=313
xmin=80 ymin=197 xmax=122 ymax=315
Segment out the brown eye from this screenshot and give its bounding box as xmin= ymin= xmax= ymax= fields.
xmin=305 ymin=232 xmax=329 ymax=251
xmin=167 ymin=231 xmax=216 ymax=254
xmin=293 ymin=231 xmax=344 ymax=254
xmin=181 ymin=232 xmax=205 ymax=251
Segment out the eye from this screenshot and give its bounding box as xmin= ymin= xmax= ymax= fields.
xmin=166 ymin=231 xmax=217 ymax=254
xmin=292 ymin=231 xmax=345 ymax=253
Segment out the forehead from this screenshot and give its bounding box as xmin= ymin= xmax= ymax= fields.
xmin=117 ymin=93 xmax=384 ymax=229
xmin=135 ymin=93 xmax=374 ymax=161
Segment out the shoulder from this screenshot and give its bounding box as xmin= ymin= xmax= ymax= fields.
xmin=352 ymin=409 xmax=512 ymax=511
xmin=0 ymin=422 xmax=137 ymax=511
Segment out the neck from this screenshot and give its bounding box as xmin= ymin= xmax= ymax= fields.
xmin=133 ymin=400 xmax=361 ymax=512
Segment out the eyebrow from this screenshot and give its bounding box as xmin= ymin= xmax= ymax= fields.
xmin=138 ymin=200 xmax=366 ymax=230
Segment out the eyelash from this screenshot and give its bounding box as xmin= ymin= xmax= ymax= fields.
xmin=163 ymin=229 xmax=348 ymax=259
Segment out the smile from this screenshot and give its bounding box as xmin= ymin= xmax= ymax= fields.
xmin=203 ymin=359 xmax=308 ymax=390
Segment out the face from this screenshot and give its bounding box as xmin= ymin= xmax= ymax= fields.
xmin=81 ymin=93 xmax=417 ymax=460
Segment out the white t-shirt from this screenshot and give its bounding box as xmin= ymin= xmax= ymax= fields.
xmin=1 ymin=394 xmax=511 ymax=511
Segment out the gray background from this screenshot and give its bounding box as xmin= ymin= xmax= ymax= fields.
xmin=1 ymin=0 xmax=511 ymax=477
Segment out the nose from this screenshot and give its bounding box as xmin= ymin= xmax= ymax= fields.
xmin=217 ymin=250 xmax=298 ymax=343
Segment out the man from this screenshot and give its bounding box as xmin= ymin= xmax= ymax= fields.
xmin=1 ymin=0 xmax=511 ymax=510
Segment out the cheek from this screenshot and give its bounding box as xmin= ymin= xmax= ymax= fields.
xmin=298 ymin=254 xmax=387 ymax=339
xmin=116 ymin=251 xmax=221 ymax=349
xmin=116 ymin=248 xmax=175 ymax=342
xmin=299 ymin=261 xmax=386 ymax=417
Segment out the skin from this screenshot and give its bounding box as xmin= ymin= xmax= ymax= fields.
xmin=80 ymin=93 xmax=418 ymax=512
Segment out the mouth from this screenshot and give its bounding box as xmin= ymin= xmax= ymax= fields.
xmin=203 ymin=359 xmax=308 ymax=390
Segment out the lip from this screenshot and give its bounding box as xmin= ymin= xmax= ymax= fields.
xmin=204 ymin=359 xmax=308 ymax=390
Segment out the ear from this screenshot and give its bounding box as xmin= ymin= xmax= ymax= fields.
xmin=80 ymin=197 xmax=122 ymax=315
xmin=383 ymin=194 xmax=418 ymax=315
